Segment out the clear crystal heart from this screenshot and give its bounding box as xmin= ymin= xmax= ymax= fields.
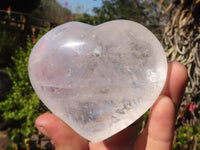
xmin=28 ymin=20 xmax=167 ymax=142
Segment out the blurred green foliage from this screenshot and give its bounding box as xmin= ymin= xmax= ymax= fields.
xmin=92 ymin=0 xmax=171 ymax=32
xmin=31 ymin=0 xmax=71 ymax=24
xmin=93 ymin=0 xmax=160 ymax=24
xmin=0 ymin=29 xmax=48 ymax=149
xmin=173 ymin=120 xmax=200 ymax=150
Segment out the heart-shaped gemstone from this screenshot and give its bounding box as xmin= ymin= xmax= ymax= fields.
xmin=28 ymin=20 xmax=167 ymax=142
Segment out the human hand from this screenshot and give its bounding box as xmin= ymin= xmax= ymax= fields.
xmin=36 ymin=61 xmax=188 ymax=150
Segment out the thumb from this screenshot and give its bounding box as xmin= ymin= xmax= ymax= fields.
xmin=35 ymin=113 xmax=89 ymax=150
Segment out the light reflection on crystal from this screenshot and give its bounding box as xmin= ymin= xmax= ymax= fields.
xmin=61 ymin=41 xmax=85 ymax=48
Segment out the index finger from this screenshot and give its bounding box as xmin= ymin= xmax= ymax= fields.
xmin=161 ymin=61 xmax=188 ymax=108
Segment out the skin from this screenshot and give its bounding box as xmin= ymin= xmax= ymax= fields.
xmin=35 ymin=61 xmax=188 ymax=150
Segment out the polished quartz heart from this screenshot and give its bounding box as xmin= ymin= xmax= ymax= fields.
xmin=28 ymin=20 xmax=167 ymax=142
